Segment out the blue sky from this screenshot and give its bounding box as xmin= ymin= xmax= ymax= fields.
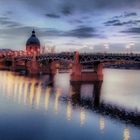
xmin=0 ymin=0 xmax=140 ymax=52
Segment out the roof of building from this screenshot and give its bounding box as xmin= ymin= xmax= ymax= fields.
xmin=26 ymin=30 xmax=40 ymax=46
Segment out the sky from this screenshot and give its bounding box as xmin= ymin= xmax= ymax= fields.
xmin=0 ymin=0 xmax=140 ymax=52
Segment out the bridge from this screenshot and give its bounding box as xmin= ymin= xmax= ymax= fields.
xmin=0 ymin=51 xmax=140 ymax=82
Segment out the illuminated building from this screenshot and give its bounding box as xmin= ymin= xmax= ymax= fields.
xmin=26 ymin=30 xmax=40 ymax=54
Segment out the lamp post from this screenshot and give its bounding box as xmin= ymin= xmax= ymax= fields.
xmin=125 ymin=42 xmax=135 ymax=54
xmin=104 ymin=43 xmax=109 ymax=53
xmin=89 ymin=45 xmax=94 ymax=53
xmin=125 ymin=44 xmax=131 ymax=54
xmin=130 ymin=42 xmax=135 ymax=53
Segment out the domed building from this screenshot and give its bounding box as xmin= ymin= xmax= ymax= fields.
xmin=26 ymin=30 xmax=41 ymax=54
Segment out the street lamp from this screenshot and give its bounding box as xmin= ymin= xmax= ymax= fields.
xmin=125 ymin=44 xmax=130 ymax=53
xmin=130 ymin=42 xmax=135 ymax=53
xmin=104 ymin=43 xmax=109 ymax=53
xmin=89 ymin=45 xmax=94 ymax=53
xmin=125 ymin=42 xmax=135 ymax=53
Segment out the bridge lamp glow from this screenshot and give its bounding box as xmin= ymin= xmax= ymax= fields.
xmin=126 ymin=45 xmax=130 ymax=49
xmin=104 ymin=43 xmax=109 ymax=53
xmin=130 ymin=42 xmax=135 ymax=46
xmin=104 ymin=43 xmax=109 ymax=49
xmin=130 ymin=42 xmax=135 ymax=53
xmin=125 ymin=44 xmax=131 ymax=53
xmin=89 ymin=46 xmax=94 ymax=50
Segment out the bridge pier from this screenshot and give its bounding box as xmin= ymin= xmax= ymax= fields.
xmin=11 ymin=57 xmax=16 ymax=71
xmin=94 ymin=62 xmax=103 ymax=81
xmin=71 ymin=81 xmax=102 ymax=108
xmin=50 ymin=61 xmax=57 ymax=75
xmin=70 ymin=51 xmax=103 ymax=83
xmin=27 ymin=55 xmax=40 ymax=75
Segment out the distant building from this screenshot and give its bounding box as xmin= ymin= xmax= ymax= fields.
xmin=26 ymin=30 xmax=40 ymax=54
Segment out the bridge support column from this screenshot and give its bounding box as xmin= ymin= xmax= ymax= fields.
xmin=11 ymin=57 xmax=16 ymax=71
xmin=93 ymin=81 xmax=102 ymax=108
xmin=50 ymin=61 xmax=57 ymax=75
xmin=70 ymin=51 xmax=82 ymax=82
xmin=49 ymin=61 xmax=57 ymax=82
xmin=94 ymin=62 xmax=103 ymax=81
xmin=71 ymin=52 xmax=103 ymax=82
xmin=27 ymin=55 xmax=40 ymax=75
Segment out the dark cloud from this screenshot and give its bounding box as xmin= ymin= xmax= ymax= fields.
xmin=20 ymin=0 xmax=140 ymax=15
xmin=45 ymin=13 xmax=60 ymax=18
xmin=0 ymin=17 xmax=21 ymax=27
xmin=0 ymin=25 xmax=101 ymax=39
xmin=39 ymin=29 xmax=64 ymax=37
xmin=36 ymin=26 xmax=103 ymax=38
xmin=60 ymin=0 xmax=140 ymax=11
xmin=122 ymin=27 xmax=140 ymax=34
xmin=0 ymin=26 xmax=35 ymax=38
xmin=104 ymin=20 xmax=120 ymax=25
xmin=124 ymin=12 xmax=137 ymax=17
xmin=113 ymin=12 xmax=137 ymax=19
xmin=104 ymin=19 xmax=140 ymax=26
xmin=64 ymin=26 xmax=95 ymax=38
xmin=64 ymin=26 xmax=103 ymax=38
xmin=68 ymin=19 xmax=84 ymax=25
xmin=61 ymin=5 xmax=73 ymax=15
xmin=3 ymin=11 xmax=13 ymax=16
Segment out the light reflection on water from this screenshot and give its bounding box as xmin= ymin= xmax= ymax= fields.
xmin=0 ymin=70 xmax=139 ymax=140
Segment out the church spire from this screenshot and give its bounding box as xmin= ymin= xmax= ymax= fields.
xmin=32 ymin=29 xmax=36 ymax=37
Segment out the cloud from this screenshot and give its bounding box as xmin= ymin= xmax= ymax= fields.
xmin=67 ymin=19 xmax=84 ymax=25
xmin=60 ymin=4 xmax=74 ymax=15
xmin=64 ymin=26 xmax=96 ymax=38
xmin=19 ymin=0 xmax=140 ymax=15
xmin=0 ymin=26 xmax=35 ymax=39
xmin=36 ymin=26 xmax=104 ymax=38
xmin=124 ymin=12 xmax=137 ymax=17
xmin=122 ymin=27 xmax=140 ymax=34
xmin=0 ymin=25 xmax=101 ymax=39
xmin=113 ymin=12 xmax=137 ymax=19
xmin=39 ymin=28 xmax=64 ymax=37
xmin=104 ymin=19 xmax=140 ymax=26
xmin=104 ymin=20 xmax=120 ymax=25
xmin=45 ymin=13 xmax=60 ymax=18
xmin=0 ymin=17 xmax=22 ymax=28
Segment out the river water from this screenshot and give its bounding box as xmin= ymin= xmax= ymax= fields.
xmin=0 ymin=69 xmax=139 ymax=140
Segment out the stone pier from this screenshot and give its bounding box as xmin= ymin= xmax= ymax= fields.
xmin=27 ymin=55 xmax=40 ymax=75
xmin=70 ymin=51 xmax=103 ymax=83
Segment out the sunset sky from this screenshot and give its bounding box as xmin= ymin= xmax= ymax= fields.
xmin=0 ymin=0 xmax=140 ymax=52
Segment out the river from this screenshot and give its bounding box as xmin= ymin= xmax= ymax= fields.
xmin=0 ymin=69 xmax=139 ymax=140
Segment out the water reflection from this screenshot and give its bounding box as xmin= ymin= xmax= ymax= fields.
xmin=66 ymin=101 xmax=72 ymax=121
xmin=0 ymin=71 xmax=139 ymax=140
xmin=80 ymin=108 xmax=86 ymax=126
xmin=44 ymin=88 xmax=51 ymax=110
xmin=123 ymin=128 xmax=130 ymax=140
xmin=99 ymin=116 xmax=105 ymax=132
xmin=1 ymin=71 xmax=140 ymax=127
xmin=54 ymin=88 xmax=61 ymax=113
xmin=35 ymin=83 xmax=42 ymax=108
xmin=70 ymin=81 xmax=102 ymax=108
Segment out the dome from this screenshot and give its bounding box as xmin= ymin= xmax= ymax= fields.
xmin=26 ymin=30 xmax=40 ymax=46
